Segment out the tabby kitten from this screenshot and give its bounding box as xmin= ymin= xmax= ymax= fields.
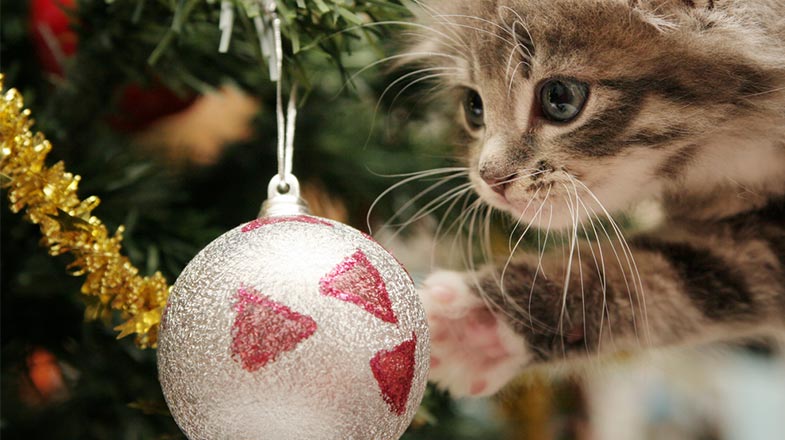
xmin=403 ymin=0 xmax=785 ymax=397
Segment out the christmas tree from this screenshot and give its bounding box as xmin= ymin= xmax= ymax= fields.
xmin=1 ymin=1 xmax=521 ymax=438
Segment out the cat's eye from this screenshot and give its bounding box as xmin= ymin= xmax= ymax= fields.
xmin=539 ymin=79 xmax=589 ymax=123
xmin=462 ymin=89 xmax=485 ymax=130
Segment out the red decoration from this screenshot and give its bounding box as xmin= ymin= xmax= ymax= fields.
xmin=370 ymin=333 xmax=417 ymax=416
xmin=230 ymin=286 xmax=317 ymax=372
xmin=30 ymin=0 xmax=77 ymax=76
xmin=319 ymin=249 xmax=398 ymax=324
xmin=242 ymin=215 xmax=333 ymax=233
xmin=108 ymin=83 xmax=196 ymax=132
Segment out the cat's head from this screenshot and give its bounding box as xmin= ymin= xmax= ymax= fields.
xmin=401 ymin=0 xmax=783 ymax=228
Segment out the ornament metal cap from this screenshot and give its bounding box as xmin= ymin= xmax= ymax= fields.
xmin=260 ymin=174 xmax=310 ymax=217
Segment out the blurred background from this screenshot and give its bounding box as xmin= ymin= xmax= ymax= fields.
xmin=2 ymin=1 xmax=784 ymax=439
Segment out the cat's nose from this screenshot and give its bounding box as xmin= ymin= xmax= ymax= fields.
xmin=481 ymin=174 xmax=511 ymax=197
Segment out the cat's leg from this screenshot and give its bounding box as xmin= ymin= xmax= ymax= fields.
xmin=421 ymin=232 xmax=785 ymax=397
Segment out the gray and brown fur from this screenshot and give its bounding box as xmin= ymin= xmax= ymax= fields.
xmin=404 ymin=0 xmax=785 ymax=379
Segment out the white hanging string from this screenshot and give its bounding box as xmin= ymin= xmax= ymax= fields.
xmin=269 ymin=7 xmax=298 ymax=192
xmin=218 ymin=1 xmax=234 ymax=53
xmin=284 ymin=85 xmax=297 ymax=179
xmin=219 ymin=0 xmax=298 ymax=195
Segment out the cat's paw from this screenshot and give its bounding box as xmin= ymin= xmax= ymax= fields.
xmin=419 ymin=270 xmax=530 ymax=397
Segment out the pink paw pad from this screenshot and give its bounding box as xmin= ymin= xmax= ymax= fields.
xmin=431 ymin=286 xmax=457 ymax=304
xmin=470 ymin=379 xmax=488 ymax=396
xmin=419 ymin=270 xmax=529 ymax=398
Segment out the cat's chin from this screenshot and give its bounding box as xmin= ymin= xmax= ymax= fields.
xmin=487 ymin=194 xmax=590 ymax=231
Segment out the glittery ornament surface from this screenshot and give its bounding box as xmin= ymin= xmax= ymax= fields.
xmin=241 ymin=214 xmax=332 ymax=232
xmin=319 ymin=249 xmax=398 ymax=324
xmin=157 ymin=215 xmax=429 ymax=440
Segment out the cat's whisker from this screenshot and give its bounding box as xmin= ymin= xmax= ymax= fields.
xmin=567 ymin=180 xmax=633 ymax=332
xmin=600 ymin=211 xmax=649 ymax=346
xmin=464 ymin=202 xmax=530 ymax=329
xmin=507 ymin=185 xmax=543 ymax=251
xmin=507 ymin=61 xmax=530 ymax=97
xmin=529 ymin=204 xmax=554 ymax=335
xmin=512 ymin=24 xmax=534 ymax=60
xmin=432 ymin=188 xmax=476 ymax=267
xmin=578 ymin=198 xmax=629 ymax=348
xmin=505 ymin=43 xmax=521 ymax=81
xmin=405 ymin=1 xmax=472 ymax=52
xmin=379 ymin=67 xmax=462 ymax=105
xmin=367 ymin=166 xmax=468 ymax=179
xmin=431 ymin=18 xmax=517 ymax=48
xmin=573 ymin=190 xmax=611 ymax=356
xmin=399 ymin=30 xmax=469 ymax=60
xmin=394 ymin=18 xmax=472 ymax=52
xmin=480 ymin=205 xmax=533 ymax=326
xmin=448 ymin=195 xmax=483 ymax=256
xmin=556 ymin=182 xmax=581 ymax=355
xmin=466 ymin=200 xmax=486 ymax=295
xmin=571 ymin=177 xmax=650 ymax=347
xmin=475 ymin=169 xmax=546 ymax=256
xmin=492 ymin=169 xmax=546 ymax=190
xmin=499 ymin=6 xmax=533 ymax=41
xmin=455 ymin=199 xmax=484 ymax=278
xmin=742 ymin=85 xmax=785 ymax=98
xmin=367 ymin=167 xmax=469 ymax=233
xmin=507 ymin=188 xmax=550 ymax=254
xmin=384 ymin=182 xmax=475 ymax=243
xmin=435 ymin=14 xmax=516 ymax=39
xmin=388 ymin=72 xmax=460 ymax=115
xmin=499 ymin=5 xmax=536 ymax=54
xmin=568 ymin=184 xmax=591 ymax=355
xmin=477 ymin=204 xmax=499 ymax=290
xmin=370 ymin=66 xmax=462 ymax=143
xmin=501 ymin=19 xmax=534 ymax=87
xmin=366 ymin=67 xmax=463 ymax=147
xmin=338 ymin=51 xmax=464 ymax=96
xmin=384 ymin=177 xmax=472 ymax=230
xmin=500 ymin=186 xmax=557 ymax=332
xmin=564 ymin=176 xmax=609 ymax=351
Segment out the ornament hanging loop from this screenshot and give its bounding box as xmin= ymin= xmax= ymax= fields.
xmin=257 ymin=0 xmax=306 ymax=218
xmin=262 ymin=174 xmax=309 ymax=216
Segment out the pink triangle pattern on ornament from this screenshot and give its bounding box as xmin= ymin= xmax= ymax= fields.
xmin=230 ymin=286 xmax=318 ymax=372
xmin=370 ymin=333 xmax=417 ymax=416
xmin=241 ymin=215 xmax=333 ymax=233
xmin=319 ymin=249 xmax=398 ymax=324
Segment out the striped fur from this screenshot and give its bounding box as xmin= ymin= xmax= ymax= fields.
xmin=404 ymin=0 xmax=785 ymax=397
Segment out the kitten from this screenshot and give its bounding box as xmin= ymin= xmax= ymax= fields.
xmin=401 ymin=0 xmax=785 ymax=397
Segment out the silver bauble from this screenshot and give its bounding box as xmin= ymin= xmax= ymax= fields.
xmin=157 ymin=214 xmax=429 ymax=440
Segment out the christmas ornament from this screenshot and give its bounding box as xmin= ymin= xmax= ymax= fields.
xmin=0 ymin=76 xmax=169 ymax=348
xmin=157 ymin=6 xmax=430 ymax=438
xmin=157 ymin=199 xmax=429 ymax=439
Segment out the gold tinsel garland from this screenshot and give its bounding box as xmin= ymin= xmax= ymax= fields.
xmin=0 ymin=77 xmax=169 ymax=348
